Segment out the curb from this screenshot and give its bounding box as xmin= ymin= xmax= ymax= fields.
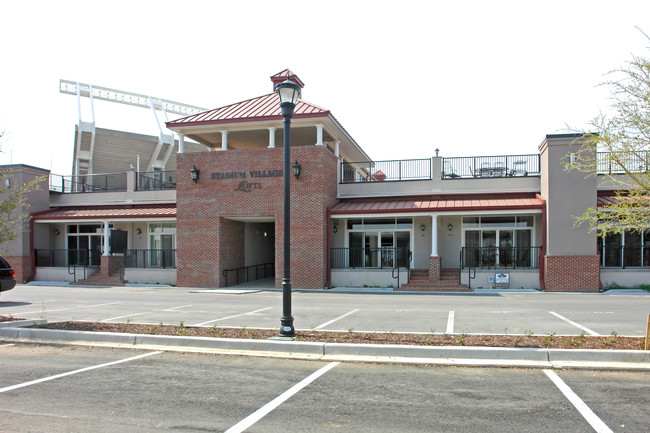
xmin=1 ymin=326 xmax=649 ymax=370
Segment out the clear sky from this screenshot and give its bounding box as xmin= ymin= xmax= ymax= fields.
xmin=1 ymin=0 xmax=649 ymax=176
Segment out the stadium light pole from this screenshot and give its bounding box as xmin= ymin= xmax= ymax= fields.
xmin=275 ymin=76 xmax=301 ymax=338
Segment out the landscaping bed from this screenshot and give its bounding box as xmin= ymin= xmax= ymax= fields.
xmin=37 ymin=320 xmax=645 ymax=350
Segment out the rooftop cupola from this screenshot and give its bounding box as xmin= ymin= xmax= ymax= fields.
xmin=270 ymin=69 xmax=305 ymax=94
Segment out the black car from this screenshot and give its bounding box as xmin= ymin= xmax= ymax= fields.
xmin=0 ymin=256 xmax=16 ymax=292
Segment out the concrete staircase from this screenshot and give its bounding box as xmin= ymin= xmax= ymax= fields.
xmin=397 ymin=268 xmax=471 ymax=292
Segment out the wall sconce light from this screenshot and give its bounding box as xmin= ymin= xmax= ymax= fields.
xmin=448 ymin=223 xmax=453 ymax=232
xmin=292 ymin=159 xmax=301 ymax=179
xmin=420 ymin=224 xmax=426 ymax=232
xmin=333 ymin=225 xmax=338 ymax=233
xmin=53 ymin=229 xmax=60 ymax=236
xmin=136 ymin=228 xmax=142 ymax=235
xmin=190 ymin=165 xmax=200 ymax=183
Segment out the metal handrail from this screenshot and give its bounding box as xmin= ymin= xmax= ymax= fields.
xmin=49 ymin=172 xmax=128 ymax=193
xmin=222 ymin=262 xmax=275 ymax=287
xmin=136 ymin=171 xmax=176 ymax=191
xmin=123 ymin=249 xmax=176 ymax=269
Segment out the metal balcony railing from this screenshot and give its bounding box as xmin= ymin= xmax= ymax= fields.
xmin=597 ymin=152 xmax=649 ymax=175
xmin=330 ymin=247 xmax=410 ymax=269
xmin=136 ymin=171 xmax=176 ymax=191
xmin=442 ymin=154 xmax=540 ymax=179
xmin=123 ymin=249 xmax=177 ymax=269
xmin=460 ymin=246 xmax=542 ymax=269
xmin=340 ymin=159 xmax=431 ymax=183
xmin=599 ymin=246 xmax=650 ymax=268
xmin=49 ymin=173 xmax=127 ymax=193
xmin=35 ymin=249 xmax=102 ymax=267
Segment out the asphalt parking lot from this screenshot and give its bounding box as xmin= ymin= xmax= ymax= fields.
xmin=1 ymin=343 xmax=649 ymax=432
xmin=1 ymin=284 xmax=648 ymax=337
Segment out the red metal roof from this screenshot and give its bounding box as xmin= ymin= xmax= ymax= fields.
xmin=330 ymin=194 xmax=545 ymax=214
xmin=166 ymin=93 xmax=329 ymax=128
xmin=33 ymin=205 xmax=176 ymax=220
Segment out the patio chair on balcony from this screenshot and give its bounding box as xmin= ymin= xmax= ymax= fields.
xmin=443 ymin=161 xmax=460 ymax=178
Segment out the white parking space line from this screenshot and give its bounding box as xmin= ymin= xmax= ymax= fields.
xmin=163 ymin=304 xmax=193 ymax=311
xmin=549 ymin=311 xmax=600 ymax=336
xmin=225 ymin=362 xmax=339 ymax=433
xmin=193 ymin=307 xmax=272 ymax=326
xmin=446 ymin=311 xmax=455 ymax=334
xmin=315 ymin=309 xmax=360 ymax=330
xmin=12 ymin=301 xmax=122 ymax=316
xmin=543 ymin=370 xmax=613 ymax=433
xmin=102 ymin=311 xmax=153 ymax=322
xmin=0 ymin=343 xmax=15 ymax=347
xmin=0 ymin=351 xmax=163 ymax=394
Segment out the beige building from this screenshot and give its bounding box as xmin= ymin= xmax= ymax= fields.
xmin=2 ymin=70 xmax=647 ymax=291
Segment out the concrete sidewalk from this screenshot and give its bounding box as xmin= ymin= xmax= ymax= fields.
xmin=1 ymin=321 xmax=648 ymax=371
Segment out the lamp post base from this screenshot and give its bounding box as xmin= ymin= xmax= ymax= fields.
xmin=279 ymin=278 xmax=295 ymax=337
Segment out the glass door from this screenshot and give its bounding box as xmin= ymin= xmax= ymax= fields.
xmin=498 ymin=230 xmax=513 ymax=267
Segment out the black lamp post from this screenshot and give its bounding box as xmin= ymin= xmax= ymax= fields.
xmin=276 ymin=76 xmax=301 ymax=338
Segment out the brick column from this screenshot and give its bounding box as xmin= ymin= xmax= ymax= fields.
xmin=544 ymin=255 xmax=600 ymax=292
xmin=5 ymin=255 xmax=32 ymax=283
xmin=100 ymin=256 xmax=123 ymax=277
xmin=429 ymin=256 xmax=441 ymax=285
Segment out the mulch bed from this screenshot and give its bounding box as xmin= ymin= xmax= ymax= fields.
xmin=0 ymin=315 xmax=27 ymax=322
xmin=35 ymin=320 xmax=646 ymax=350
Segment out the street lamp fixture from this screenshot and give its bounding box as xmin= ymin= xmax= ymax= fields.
xmin=190 ymin=165 xmax=200 ymax=183
xmin=276 ymin=76 xmax=301 ymax=338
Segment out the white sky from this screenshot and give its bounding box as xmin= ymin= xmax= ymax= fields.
xmin=1 ymin=0 xmax=649 ymax=175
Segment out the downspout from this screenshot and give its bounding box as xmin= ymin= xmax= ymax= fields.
xmin=325 ymin=199 xmax=340 ymax=288
xmin=25 ymin=208 xmax=60 ymax=283
xmin=536 ymin=194 xmax=546 ymax=291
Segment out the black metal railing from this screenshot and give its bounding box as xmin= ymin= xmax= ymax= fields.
xmin=460 ymin=246 xmax=541 ymax=269
xmin=340 ymin=159 xmax=431 ymax=183
xmin=136 ymin=171 xmax=176 ymax=191
xmin=597 ymin=152 xmax=649 ymax=175
xmin=123 ymin=249 xmax=177 ymax=269
xmin=222 ymin=262 xmax=275 ymax=287
xmin=49 ymin=173 xmax=128 ymax=193
xmin=35 ymin=249 xmax=102 ymax=267
xmin=600 ymin=246 xmax=650 ymax=268
xmin=330 ymin=247 xmax=410 ymax=269
xmin=442 ymin=154 xmax=540 ymax=179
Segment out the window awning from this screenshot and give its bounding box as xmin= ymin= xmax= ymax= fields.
xmin=330 ymin=193 xmax=544 ymax=215
xmin=33 ymin=205 xmax=176 ymax=221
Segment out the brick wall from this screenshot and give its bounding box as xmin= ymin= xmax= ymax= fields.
xmin=4 ymin=255 xmax=32 ymax=283
xmin=177 ymin=145 xmax=338 ymax=289
xmin=544 ymin=255 xmax=600 ymax=292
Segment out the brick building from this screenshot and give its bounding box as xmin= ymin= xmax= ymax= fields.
xmin=2 ymin=70 xmax=648 ymax=291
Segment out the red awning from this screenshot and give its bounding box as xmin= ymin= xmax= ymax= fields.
xmin=330 ymin=194 xmax=544 ymax=214
xmin=33 ymin=205 xmax=176 ymax=220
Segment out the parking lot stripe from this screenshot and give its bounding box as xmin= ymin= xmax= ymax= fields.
xmin=193 ymin=307 xmax=272 ymax=326
xmin=0 ymin=343 xmax=15 ymax=347
xmin=0 ymin=351 xmax=163 ymax=394
xmin=12 ymin=301 xmax=122 ymax=316
xmin=315 ymin=309 xmax=360 ymax=330
xmin=446 ymin=311 xmax=455 ymax=334
xmin=543 ymin=370 xmax=613 ymax=433
xmin=225 ymin=362 xmax=339 ymax=433
xmin=549 ymin=311 xmax=600 ymax=336
xmin=102 ymin=311 xmax=152 ymax=322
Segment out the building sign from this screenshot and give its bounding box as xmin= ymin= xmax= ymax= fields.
xmin=211 ymin=169 xmax=283 ymax=192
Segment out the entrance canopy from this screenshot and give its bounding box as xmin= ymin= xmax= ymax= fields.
xmin=33 ymin=205 xmax=176 ymax=222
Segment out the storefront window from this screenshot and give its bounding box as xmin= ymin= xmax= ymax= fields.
xmin=599 ymin=230 xmax=648 ymax=268
xmin=343 ymin=218 xmax=412 ymax=268
xmin=461 ymin=216 xmax=536 ymax=268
